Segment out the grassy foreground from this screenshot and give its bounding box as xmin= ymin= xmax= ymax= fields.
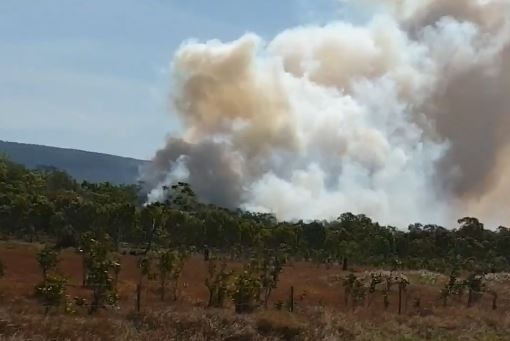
xmin=0 ymin=304 xmax=509 ymax=340
xmin=1 ymin=242 xmax=510 ymax=340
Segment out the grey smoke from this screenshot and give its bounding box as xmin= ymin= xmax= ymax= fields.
xmin=144 ymin=138 xmax=242 ymax=208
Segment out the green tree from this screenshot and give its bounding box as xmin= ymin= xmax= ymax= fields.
xmin=259 ymin=252 xmax=285 ymax=308
xmin=231 ymin=261 xmax=262 ymax=313
xmin=36 ymin=245 xmax=59 ymax=280
xmin=205 ymin=257 xmax=232 ymax=308
xmin=158 ymin=249 xmax=186 ymax=301
xmin=82 ymin=237 xmax=118 ymax=314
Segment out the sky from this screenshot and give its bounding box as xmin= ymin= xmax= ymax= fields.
xmin=0 ymin=0 xmax=355 ymax=159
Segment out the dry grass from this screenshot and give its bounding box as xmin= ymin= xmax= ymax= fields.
xmin=0 ymin=305 xmax=509 ymax=340
xmin=255 ymin=311 xmax=306 ymax=340
xmin=1 ymin=242 xmax=510 ymax=340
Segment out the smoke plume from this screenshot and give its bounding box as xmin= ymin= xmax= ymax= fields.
xmin=142 ymin=0 xmax=510 ymax=228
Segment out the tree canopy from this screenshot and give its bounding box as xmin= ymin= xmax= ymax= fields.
xmin=0 ymin=155 xmax=508 ymax=273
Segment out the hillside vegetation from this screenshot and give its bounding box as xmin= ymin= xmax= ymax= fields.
xmin=0 ymin=140 xmax=146 ymax=184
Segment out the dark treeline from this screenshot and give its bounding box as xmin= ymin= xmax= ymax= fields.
xmin=1 ymin=155 xmax=509 ymax=273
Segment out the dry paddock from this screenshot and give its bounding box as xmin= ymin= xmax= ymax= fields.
xmin=0 ymin=242 xmax=509 ymax=317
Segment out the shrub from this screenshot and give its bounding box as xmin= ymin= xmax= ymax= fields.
xmin=231 ymin=262 xmax=262 ymax=313
xmin=36 ymin=245 xmax=59 ymax=280
xmin=464 ymin=272 xmax=486 ymax=307
xmin=34 ymin=274 xmax=67 ymax=314
xmin=81 ymin=237 xmax=119 ymax=313
xmin=259 ymin=252 xmax=285 ymax=308
xmin=158 ymin=249 xmax=187 ymax=301
xmin=205 ymin=257 xmax=232 ymax=308
xmin=351 ymin=277 xmax=367 ymax=308
xmin=440 ymin=268 xmax=465 ymax=306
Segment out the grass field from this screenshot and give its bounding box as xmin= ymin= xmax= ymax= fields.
xmin=0 ymin=242 xmax=510 ymax=340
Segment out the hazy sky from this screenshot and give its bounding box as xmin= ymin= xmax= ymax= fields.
xmin=0 ymin=0 xmax=358 ymax=159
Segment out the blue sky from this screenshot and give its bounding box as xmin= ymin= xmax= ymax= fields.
xmin=0 ymin=0 xmax=357 ymax=159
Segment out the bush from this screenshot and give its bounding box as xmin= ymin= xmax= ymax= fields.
xmin=34 ymin=274 xmax=67 ymax=314
xmin=158 ymin=249 xmax=187 ymax=301
xmin=36 ymin=245 xmax=59 ymax=280
xmin=231 ymin=262 xmax=262 ymax=313
xmin=205 ymin=257 xmax=232 ymax=308
xmin=81 ymin=237 xmax=119 ymax=313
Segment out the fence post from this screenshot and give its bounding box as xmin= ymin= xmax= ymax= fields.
xmin=398 ymin=283 xmax=402 ymax=315
xmin=289 ymin=286 xmax=294 ymax=313
xmin=136 ymin=283 xmax=141 ymax=313
xmin=82 ymin=258 xmax=87 ymax=288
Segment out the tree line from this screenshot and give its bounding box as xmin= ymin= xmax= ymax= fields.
xmin=1 ymin=155 xmax=509 ymax=273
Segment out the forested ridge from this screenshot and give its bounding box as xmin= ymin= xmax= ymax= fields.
xmin=0 ymin=140 xmax=145 ymax=184
xmin=1 ymin=155 xmax=509 ymax=273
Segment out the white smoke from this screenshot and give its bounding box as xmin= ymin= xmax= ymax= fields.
xmin=146 ymin=155 xmax=190 ymax=204
xmin=142 ymin=0 xmax=510 ymax=228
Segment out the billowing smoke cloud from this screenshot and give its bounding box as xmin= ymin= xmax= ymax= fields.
xmin=144 ymin=138 xmax=243 ymax=208
xmin=142 ymin=0 xmax=510 ymax=228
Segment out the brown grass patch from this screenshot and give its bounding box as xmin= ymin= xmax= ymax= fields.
xmin=255 ymin=311 xmax=305 ymax=340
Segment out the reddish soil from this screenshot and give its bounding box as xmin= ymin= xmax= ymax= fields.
xmin=0 ymin=242 xmax=507 ymax=315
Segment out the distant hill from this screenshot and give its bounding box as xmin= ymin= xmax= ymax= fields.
xmin=0 ymin=140 xmax=148 ymax=185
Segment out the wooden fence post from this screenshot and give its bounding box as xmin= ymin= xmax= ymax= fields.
xmin=398 ymin=284 xmax=402 ymax=315
xmin=289 ymin=286 xmax=294 ymax=313
xmin=136 ymin=283 xmax=142 ymax=313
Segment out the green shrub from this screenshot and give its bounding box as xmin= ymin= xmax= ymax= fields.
xmin=232 ymin=262 xmax=262 ymax=313
xmin=34 ymin=274 xmax=67 ymax=314
xmin=205 ymin=257 xmax=232 ymax=308
xmin=36 ymin=245 xmax=59 ymax=280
